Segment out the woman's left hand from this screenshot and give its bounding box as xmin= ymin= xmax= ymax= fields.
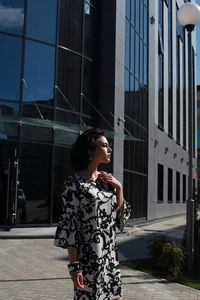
xmin=98 ymin=172 xmax=122 ymax=192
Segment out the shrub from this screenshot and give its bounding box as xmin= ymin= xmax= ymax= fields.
xmin=148 ymin=236 xmax=171 ymax=263
xmin=148 ymin=236 xmax=186 ymax=279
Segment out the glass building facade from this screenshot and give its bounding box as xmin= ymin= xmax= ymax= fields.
xmin=0 ymin=0 xmax=97 ymax=227
xmin=124 ymin=0 xmax=148 ymax=219
xmin=0 ymin=0 xmax=197 ymax=228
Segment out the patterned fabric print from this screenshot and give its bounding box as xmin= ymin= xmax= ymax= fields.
xmin=54 ymin=174 xmax=131 ymax=300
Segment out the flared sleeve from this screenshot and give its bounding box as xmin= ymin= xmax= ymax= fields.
xmin=54 ymin=176 xmax=82 ymax=248
xmin=115 ymin=201 xmax=131 ymax=232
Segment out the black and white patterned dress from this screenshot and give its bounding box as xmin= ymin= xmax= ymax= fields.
xmin=54 ymin=174 xmax=131 ymax=300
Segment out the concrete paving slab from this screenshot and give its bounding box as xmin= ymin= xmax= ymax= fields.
xmin=0 ymin=239 xmax=200 ymax=300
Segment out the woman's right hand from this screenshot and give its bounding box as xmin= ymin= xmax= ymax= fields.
xmin=71 ymin=272 xmax=85 ymax=289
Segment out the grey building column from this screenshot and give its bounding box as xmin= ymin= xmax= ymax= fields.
xmin=113 ymin=0 xmax=126 ymax=184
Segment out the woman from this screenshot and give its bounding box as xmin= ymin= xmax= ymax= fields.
xmin=54 ymin=128 xmax=130 ymax=300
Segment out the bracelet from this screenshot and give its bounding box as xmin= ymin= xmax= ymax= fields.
xmin=68 ymin=261 xmax=82 ymax=275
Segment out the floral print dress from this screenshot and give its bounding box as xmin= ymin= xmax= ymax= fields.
xmin=54 ymin=174 xmax=131 ymax=300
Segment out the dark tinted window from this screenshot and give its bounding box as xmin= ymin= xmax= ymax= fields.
xmin=23 ymin=40 xmax=55 ymax=102
xmin=0 ymin=34 xmax=22 ymax=101
xmin=0 ymin=101 xmax=19 ymax=116
xmin=56 ymin=49 xmax=81 ymax=122
xmin=58 ymin=0 xmax=83 ymax=53
xmin=168 ymin=168 xmax=173 ymax=203
xmin=19 ymin=143 xmax=52 ymax=224
xmin=0 ymin=0 xmax=24 ymax=35
xmin=183 ymin=174 xmax=186 ymax=203
xmin=26 ymin=0 xmax=57 ymax=44
xmin=176 ymin=171 xmax=180 ymax=203
xmin=158 ymin=164 xmax=164 ymax=202
xmin=53 ymin=146 xmax=72 ymax=222
xmin=83 ymin=0 xmax=94 ymax=57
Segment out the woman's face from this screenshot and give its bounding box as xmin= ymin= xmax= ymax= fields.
xmin=92 ymin=136 xmax=112 ymax=164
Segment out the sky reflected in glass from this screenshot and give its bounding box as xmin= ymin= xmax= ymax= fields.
xmin=0 ymin=34 xmax=22 ymax=100
xmin=23 ymin=40 xmax=55 ymax=101
xmin=26 ymin=0 xmax=57 ymax=44
xmin=0 ymin=0 xmax=24 ymax=35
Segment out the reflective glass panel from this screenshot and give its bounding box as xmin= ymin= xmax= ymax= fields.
xmin=126 ymin=0 xmax=130 ymax=19
xmin=58 ymin=0 xmax=82 ymax=53
xmin=0 ymin=34 xmax=22 ymax=101
xmin=26 ymin=0 xmax=57 ymax=44
xmin=22 ymin=102 xmax=54 ymax=119
xmin=0 ymin=101 xmax=19 ymax=116
xmin=53 ymin=146 xmax=72 ymax=222
xmin=56 ymin=49 xmax=81 ymax=117
xmin=130 ymin=28 xmax=134 ymax=73
xmin=21 ymin=124 xmax=52 ymax=143
xmin=18 ymin=143 xmax=52 ymax=224
xmin=23 ymin=40 xmax=55 ymax=102
xmin=0 ymin=0 xmax=24 ymax=35
xmin=125 ymin=20 xmax=130 ymax=69
xmin=83 ymin=1 xmax=94 ymax=57
xmin=0 ymin=122 xmax=18 ymax=140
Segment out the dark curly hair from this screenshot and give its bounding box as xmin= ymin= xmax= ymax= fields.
xmin=70 ymin=128 xmax=106 ymax=171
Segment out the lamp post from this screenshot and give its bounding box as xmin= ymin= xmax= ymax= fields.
xmin=178 ymin=2 xmax=200 ymax=275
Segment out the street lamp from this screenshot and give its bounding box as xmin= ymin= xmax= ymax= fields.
xmin=178 ymin=2 xmax=200 ymax=275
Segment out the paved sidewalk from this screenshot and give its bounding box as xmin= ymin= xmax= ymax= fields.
xmin=0 ymin=239 xmax=200 ymax=300
xmin=1 ymin=215 xmax=200 ymax=299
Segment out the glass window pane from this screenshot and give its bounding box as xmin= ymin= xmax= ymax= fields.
xmin=53 ymin=146 xmax=72 ymax=223
xmin=0 ymin=0 xmax=24 ymax=35
xmin=0 ymin=101 xmax=19 ymax=116
xmin=0 ymin=101 xmax=19 ymax=139
xmin=22 ymin=103 xmax=54 ymax=120
xmin=125 ymin=19 xmax=130 ymax=68
xmin=83 ymin=2 xmax=94 ymax=57
xmin=143 ymin=7 xmax=148 ymax=44
xmin=126 ymin=0 xmax=130 ymax=19
xmin=58 ymin=0 xmax=83 ymax=53
xmin=130 ymin=0 xmax=134 ymax=23
xmin=23 ymin=40 xmax=55 ymax=102
xmin=0 ymin=34 xmax=22 ymax=101
xmin=143 ymin=46 xmax=147 ymax=86
xmin=56 ymin=49 xmax=81 ymax=120
xmin=22 ymin=124 xmax=52 ymax=143
xmin=19 ymin=143 xmax=52 ymax=224
xmin=140 ymin=40 xmax=143 ymax=83
xmin=26 ymin=0 xmax=57 ymax=44
xmin=125 ymin=69 xmax=130 ymax=92
xmin=135 ymin=0 xmax=140 ymax=31
xmin=0 ymin=121 xmax=18 ymax=140
xmin=135 ymin=33 xmax=139 ymax=78
xmin=140 ymin=2 xmax=144 ymax=38
xmin=130 ymin=28 xmax=134 ymax=73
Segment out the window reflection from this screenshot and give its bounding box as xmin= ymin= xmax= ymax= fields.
xmin=56 ymin=49 xmax=81 ymax=117
xmin=0 ymin=101 xmax=19 ymax=116
xmin=53 ymin=146 xmax=72 ymax=222
xmin=0 ymin=101 xmax=19 ymax=140
xmin=125 ymin=20 xmax=130 ymax=68
xmin=83 ymin=0 xmax=94 ymax=57
xmin=26 ymin=0 xmax=57 ymax=44
xmin=22 ymin=102 xmax=54 ymax=120
xmin=19 ymin=143 xmax=51 ymax=224
xmin=0 ymin=0 xmax=24 ymax=35
xmin=23 ymin=40 xmax=55 ymax=102
xmin=84 ymin=0 xmax=90 ymax=15
xmin=22 ymin=124 xmax=52 ymax=143
xmin=0 ymin=34 xmax=22 ymax=101
xmin=58 ymin=0 xmax=82 ymax=53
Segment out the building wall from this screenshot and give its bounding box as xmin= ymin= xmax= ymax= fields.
xmin=147 ymin=0 xmax=197 ymax=220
